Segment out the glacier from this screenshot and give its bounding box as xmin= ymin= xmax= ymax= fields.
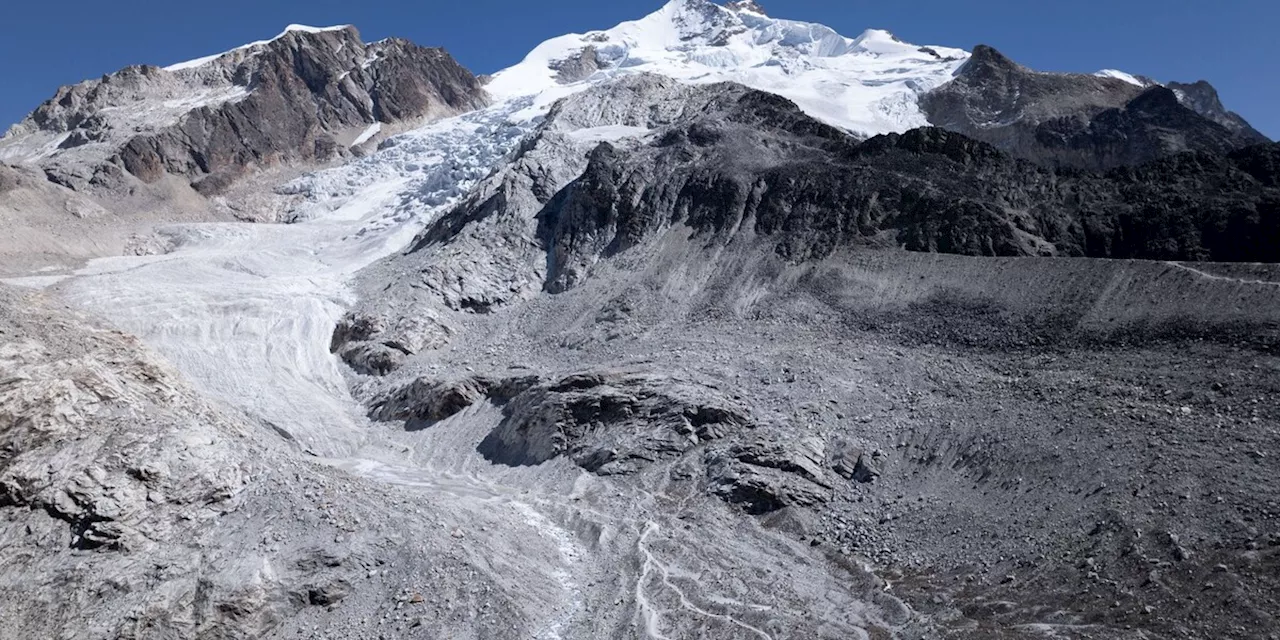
xmin=33 ymin=0 xmax=981 ymax=458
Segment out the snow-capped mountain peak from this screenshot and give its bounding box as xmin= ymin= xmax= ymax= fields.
xmin=485 ymin=0 xmax=969 ymax=136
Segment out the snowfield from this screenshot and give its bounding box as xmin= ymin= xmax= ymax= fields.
xmin=487 ymin=0 xmax=970 ymax=136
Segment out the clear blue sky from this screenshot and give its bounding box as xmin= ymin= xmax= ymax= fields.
xmin=2 ymin=0 xmax=1276 ymax=139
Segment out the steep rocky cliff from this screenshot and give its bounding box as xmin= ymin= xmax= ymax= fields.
xmin=0 ymin=26 xmax=488 ymax=194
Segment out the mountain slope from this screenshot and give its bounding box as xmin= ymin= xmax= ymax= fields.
xmin=333 ymin=74 xmax=1279 ymax=379
xmin=923 ymin=44 xmax=1269 ymax=170
xmin=1168 ymin=79 xmax=1270 ymax=142
xmin=485 ymin=0 xmax=969 ymax=136
xmin=0 ymin=25 xmax=488 ymax=195
xmin=334 ymin=72 xmax=1280 ymax=640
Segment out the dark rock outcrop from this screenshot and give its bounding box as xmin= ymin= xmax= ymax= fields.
xmin=477 ymin=370 xmax=752 ymax=476
xmin=369 ymin=373 xmax=541 ymax=428
xmin=531 ymin=85 xmax=1280 ymax=281
xmin=706 ymin=437 xmax=833 ymax=514
xmin=552 ymin=46 xmax=605 ymax=84
xmin=726 ymin=0 xmax=767 ymax=14
xmin=922 ymin=45 xmax=1264 ymax=170
xmin=1031 ymin=86 xmax=1252 ymax=169
xmin=1167 ymin=80 xmax=1270 ymax=143
xmin=330 ymin=310 xmax=455 ymax=376
xmin=466 ymin=367 xmax=841 ymax=514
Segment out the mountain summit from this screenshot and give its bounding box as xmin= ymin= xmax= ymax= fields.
xmin=485 ymin=0 xmax=969 ymax=136
xmin=0 ymin=25 xmax=487 ymax=196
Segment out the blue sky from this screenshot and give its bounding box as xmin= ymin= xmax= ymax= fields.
xmin=2 ymin=0 xmax=1276 ymax=138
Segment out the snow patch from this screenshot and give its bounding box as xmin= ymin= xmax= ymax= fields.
xmin=1096 ymin=69 xmax=1146 ymax=87
xmin=564 ymin=125 xmax=652 ymax=144
xmin=484 ymin=0 xmax=968 ymax=137
xmin=351 ymin=123 xmax=382 ymax=147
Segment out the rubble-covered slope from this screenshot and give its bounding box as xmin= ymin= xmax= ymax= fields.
xmin=0 ymin=283 xmax=663 ymax=639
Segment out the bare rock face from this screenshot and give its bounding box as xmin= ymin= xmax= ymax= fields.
xmin=329 ymin=310 xmax=454 ymax=376
xmin=531 ymin=86 xmax=1280 ymax=271
xmin=0 ymin=327 xmax=250 ymax=552
xmin=725 ymin=1 xmax=767 ymax=15
xmin=1168 ymin=80 xmax=1270 ymax=143
xmin=706 ymin=436 xmax=833 ymax=514
xmin=0 ymin=26 xmax=489 ymax=194
xmin=551 ymin=46 xmax=605 ymax=84
xmin=369 ymin=373 xmax=541 ymax=427
xmin=921 ymin=45 xmax=1265 ymax=170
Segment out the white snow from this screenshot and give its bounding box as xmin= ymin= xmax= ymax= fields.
xmin=1096 ymin=69 xmax=1147 ymax=87
xmin=485 ymin=0 xmax=970 ymax=137
xmin=160 ymin=85 xmax=251 ymax=111
xmin=564 ymin=124 xmax=652 ymax=144
xmin=165 ymin=24 xmax=352 ymax=72
xmin=0 ymin=131 xmax=72 ymax=163
xmin=351 ymin=122 xmax=382 ymax=147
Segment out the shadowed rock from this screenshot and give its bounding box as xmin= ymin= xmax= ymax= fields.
xmin=922 ymin=44 xmax=1266 ymax=170
xmin=478 ymin=369 xmax=753 ymax=475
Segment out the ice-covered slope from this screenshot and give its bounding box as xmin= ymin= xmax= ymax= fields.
xmin=486 ymin=0 xmax=969 ymax=136
xmin=47 ymin=102 xmax=534 ymax=456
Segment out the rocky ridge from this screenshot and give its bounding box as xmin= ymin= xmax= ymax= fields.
xmin=923 ymin=44 xmax=1270 ymax=170
xmin=0 ymin=25 xmax=488 ymax=195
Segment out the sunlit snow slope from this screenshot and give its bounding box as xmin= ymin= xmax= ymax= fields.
xmin=488 ymin=0 xmax=970 ymax=135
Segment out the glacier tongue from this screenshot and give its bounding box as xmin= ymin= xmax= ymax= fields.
xmin=56 ymin=102 xmax=539 ymax=456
